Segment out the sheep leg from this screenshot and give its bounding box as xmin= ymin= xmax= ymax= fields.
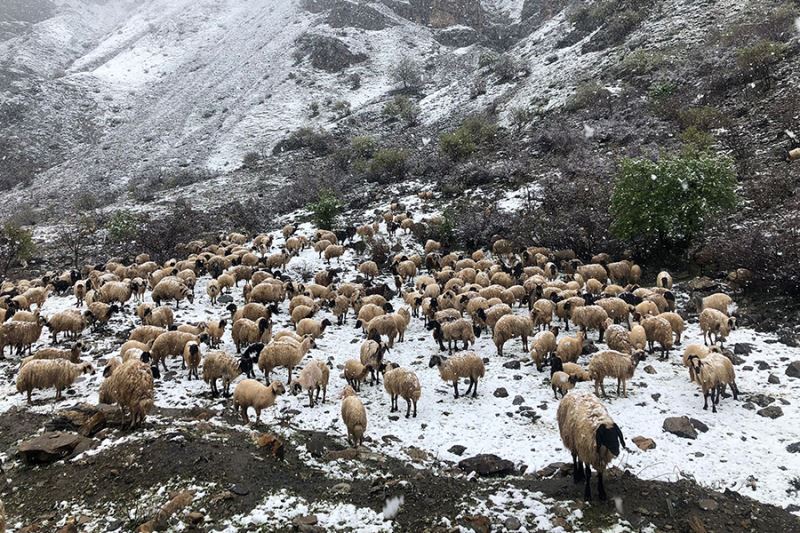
xmin=616 ymin=379 xmax=621 ymax=397
xmin=465 ymin=378 xmax=474 ymax=396
xmin=405 ymin=398 xmax=412 ymax=418
xmin=598 ymin=327 xmax=604 ymax=343
xmin=594 ymin=380 xmax=600 ymax=397
xmin=522 ymin=335 xmax=528 ymax=352
xmin=553 ymin=387 xmax=559 ymax=400
xmin=254 ymin=407 xmax=261 ymax=424
xmin=583 ymin=464 xmax=593 ymax=501
xmin=315 ymin=385 xmax=321 ymax=404
xmin=412 ymin=399 xmax=417 ymax=417
xmin=730 ymin=381 xmax=739 ymax=400
xmin=453 ymin=381 xmax=460 ymax=399
xmin=571 ymin=453 xmax=583 ymax=483
xmin=287 ymin=367 xmax=293 ymax=385
xmin=26 ymin=390 xmax=32 ymax=405
xmin=472 ymin=377 xmax=478 ymax=398
xmin=308 ymin=389 xmax=314 ymax=408
xmin=702 ymin=389 xmax=710 ymax=410
xmin=622 ymin=379 xmax=628 ymax=398
xmin=597 ymin=470 xmax=607 ymax=501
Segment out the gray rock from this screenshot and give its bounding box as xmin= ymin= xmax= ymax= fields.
xmin=747 ymin=394 xmax=775 ymax=407
xmin=448 ymin=444 xmax=467 ymax=456
xmin=331 ymin=483 xmax=351 ymax=495
xmin=742 ymin=402 xmax=756 ymax=410
xmin=757 ymin=406 xmax=783 ymax=419
xmin=17 ymin=432 xmax=92 ymax=464
xmin=512 ymin=395 xmax=525 ymax=406
xmin=651 ymin=393 xmax=661 ymax=402
xmin=458 ymin=454 xmax=516 ymax=477
xmin=768 ymin=374 xmax=781 ymax=384
xmin=756 ymin=361 xmax=770 ymax=371
xmin=493 ymin=387 xmax=509 ymax=398
xmin=786 ymin=442 xmax=800 ymax=453
xmin=662 ymin=417 xmax=698 ymax=439
xmin=698 ymin=498 xmax=718 ymax=511
xmin=228 ymin=484 xmax=249 ymax=496
xmin=504 ymin=516 xmax=521 ymax=531
xmin=217 ymin=294 xmax=234 ymax=304
xmin=644 ymin=365 xmax=657 ymax=374
xmin=733 ymin=343 xmax=753 ymax=356
xmin=786 ymin=361 xmax=800 ymax=378
xmin=689 ymin=418 xmax=709 ymax=433
xmin=503 ymin=360 xmax=521 ymax=370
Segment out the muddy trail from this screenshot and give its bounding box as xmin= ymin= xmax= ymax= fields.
xmin=1 ymin=406 xmax=797 ymax=532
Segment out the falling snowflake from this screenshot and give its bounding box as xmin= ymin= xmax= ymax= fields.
xmin=583 ymin=123 xmax=595 ymax=139
xmin=650 ymin=174 xmax=658 ymax=181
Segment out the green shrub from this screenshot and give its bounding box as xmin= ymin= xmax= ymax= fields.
xmin=680 ymin=127 xmax=715 ymax=153
xmin=382 ymin=96 xmax=419 ymax=126
xmin=307 ymin=190 xmax=342 ymax=230
xmin=0 ymin=223 xmax=35 ymax=276
xmin=367 ymin=148 xmax=408 ymax=183
xmin=610 ymin=154 xmax=737 ymax=255
xmin=564 ymin=81 xmax=613 ymax=113
xmin=272 ymin=127 xmax=335 ymax=155
xmin=439 ymin=116 xmax=497 ymax=161
xmin=107 ymin=210 xmax=142 ymax=246
xmin=351 ymin=136 xmax=377 ymax=159
xmin=736 ymin=40 xmax=788 ymax=81
xmin=619 ymin=49 xmax=666 ymax=76
xmin=677 ymin=106 xmax=728 ymax=131
xmin=390 ymin=56 xmax=422 ymax=90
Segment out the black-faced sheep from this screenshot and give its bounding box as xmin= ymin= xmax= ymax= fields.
xmin=428 ymin=352 xmax=485 ymax=398
xmin=688 ymin=353 xmax=739 ymax=413
xmin=699 ymin=308 xmax=736 ymax=348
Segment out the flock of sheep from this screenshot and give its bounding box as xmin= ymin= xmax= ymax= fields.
xmin=0 ymin=197 xmax=745 ymax=506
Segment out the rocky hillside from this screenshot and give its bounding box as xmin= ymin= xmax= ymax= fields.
xmin=1 ymin=0 xmax=799 ymax=290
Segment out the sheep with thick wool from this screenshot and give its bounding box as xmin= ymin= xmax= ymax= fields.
xmin=603 ymin=322 xmax=637 ymax=355
xmin=571 ymin=305 xmax=609 ymax=342
xmin=640 ymin=316 xmax=673 ymax=358
xmin=99 ymin=359 xmax=154 ymax=428
xmin=85 ymin=302 xmax=119 ymax=330
xmin=23 ymin=342 xmax=84 ymax=366
xmin=556 ymin=330 xmax=585 ymax=364
xmin=699 ymin=292 xmax=734 ymax=315
xmin=16 ymin=359 xmax=93 ymax=403
xmin=681 ymin=344 xmax=720 ymax=382
xmin=183 ymin=341 xmax=202 ymax=380
xmin=151 ymin=331 xmax=204 ymax=372
xmin=428 ymin=352 xmax=485 ymax=398
xmin=365 ymin=313 xmax=401 ymax=348
xmin=341 ymin=385 xmax=367 ymax=447
xmin=291 ymin=359 xmax=331 ymax=407
xmin=699 ymin=308 xmax=736 ymax=348
xmin=688 ymin=353 xmax=739 ymax=413
xmin=1 ymin=317 xmax=47 ymax=356
xmin=595 ymin=297 xmax=630 ymax=326
xmin=360 ymin=338 xmax=389 ymax=385
xmin=296 ymin=317 xmax=332 ymax=339
xmin=128 ymin=325 xmax=166 ymax=345
xmin=97 ymin=281 xmax=133 ymax=305
xmin=143 ymin=306 xmax=175 ymax=328
xmin=557 ymin=392 xmax=626 ymax=501
xmin=47 ymin=309 xmax=87 ymax=342
xmin=232 ymin=317 xmax=271 ymax=353
xmin=551 ymin=371 xmax=578 ymax=399
xmin=233 ymin=379 xmax=285 ymax=424
xmin=384 ymin=366 xmax=421 ymax=418
xmin=258 ymin=335 xmax=314 ymax=385
xmin=531 ymin=328 xmax=558 ymax=371
xmin=493 ymin=314 xmax=534 ymax=356
xmin=203 ymin=350 xmax=241 ymax=397
xmin=476 ymin=303 xmax=512 ymax=332
xmin=531 ymin=299 xmax=556 ymax=330
xmin=588 ymin=349 xmax=646 ymax=398
xmin=657 ymin=312 xmax=684 ymax=345
xmin=429 ymin=318 xmax=480 ymax=353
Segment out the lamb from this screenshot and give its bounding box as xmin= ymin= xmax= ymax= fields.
xmin=99 ymin=358 xmax=154 ymax=428
xmin=698 ymin=293 xmax=734 ymax=315
xmin=232 ymin=317 xmax=271 ymax=353
xmin=640 ymin=316 xmax=674 ymax=358
xmin=202 ymin=350 xmax=241 ymax=397
xmin=183 ymin=341 xmax=202 ymax=380
xmin=291 ymin=359 xmax=331 ymax=407
xmin=1 ymin=317 xmax=47 ymax=356
xmin=699 ymin=308 xmax=736 ymax=348
xmin=429 ymin=318 xmax=480 ymax=353
xmin=143 ymin=306 xmax=175 ymax=328
xmin=531 ymin=328 xmax=558 ymax=371
xmin=73 ymin=280 xmax=87 ymax=306
xmin=128 ymin=325 xmax=166 ymax=345
xmin=392 ymin=307 xmax=411 ymax=342
xmin=23 ymin=342 xmax=84 ymax=366
xmin=558 ymin=361 xmax=591 ymax=382
xmin=556 ymin=330 xmax=585 ymax=364
xmin=206 ymin=318 xmax=227 ymax=348
xmin=557 ymin=392 xmax=625 ymax=501
xmin=571 ymin=305 xmax=609 ymax=342
xmin=206 ymin=280 xmax=221 ymax=305
xmin=232 ymin=379 xmax=286 ymax=424
xmin=588 ymin=350 xmax=646 ymax=398
xmin=551 ymin=371 xmax=578 ymax=399
xmin=682 ymin=344 xmax=720 ymax=382
xmin=47 ymin=309 xmax=87 ymax=342
xmin=323 ymin=244 xmax=345 ymax=264
xmin=688 ymin=353 xmax=739 ymax=413
xmin=358 ymin=260 xmax=379 ymax=281
xmin=428 ymin=352 xmax=485 ymax=398
xmin=258 ymin=335 xmax=315 ymax=384
xmin=493 ymin=314 xmax=534 ymax=356
xmin=16 ymin=359 xmax=94 ymax=403
xmin=343 ymin=358 xmax=371 ymax=391
xmin=151 ymin=277 xmax=194 ymax=308
xmin=658 ymin=312 xmax=685 ymax=345
xmin=151 ymin=331 xmax=205 ymax=372
xmin=341 ymin=385 xmax=367 ymax=447
xmin=296 ymin=317 xmax=332 ymax=339
xmin=85 ymin=302 xmax=120 ymax=330
xmin=656 ymin=271 xmax=672 ymax=289
xmin=383 ymin=366 xmax=421 ymax=418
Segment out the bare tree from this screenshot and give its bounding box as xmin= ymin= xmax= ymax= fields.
xmin=55 ymin=215 xmax=97 ymax=270
xmin=390 ymin=56 xmax=422 ymax=91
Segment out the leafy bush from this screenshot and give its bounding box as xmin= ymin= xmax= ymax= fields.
xmin=272 ymin=127 xmax=336 ymax=156
xmin=736 ymin=40 xmax=788 ymax=82
xmin=618 ymin=49 xmax=666 ymax=76
xmin=610 ymin=154 xmax=737 ymax=256
xmin=351 ymin=136 xmax=377 ymax=159
xmin=0 ymin=223 xmax=35 ymax=276
xmin=332 ymin=100 xmax=351 ymax=118
xmin=493 ymin=54 xmax=518 ymax=82
xmin=564 ymin=81 xmax=613 ymax=113
xmin=309 ymin=101 xmax=320 ymax=118
xmin=382 ymin=96 xmax=419 ymax=126
xmin=307 ymin=190 xmax=342 ymax=230
xmin=469 ymin=78 xmax=486 ymax=99
xmin=390 ymin=56 xmax=422 ymax=90
xmin=677 ymin=106 xmax=728 ymax=131
xmin=367 ymin=148 xmax=408 ymax=183
xmin=106 ymin=210 xmax=142 ymax=247
xmin=680 ymin=127 xmax=715 ymax=153
xmin=439 ymin=116 xmax=497 ymax=161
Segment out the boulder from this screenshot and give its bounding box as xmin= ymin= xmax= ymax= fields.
xmin=757 ymin=406 xmax=783 ymax=419
xmin=747 ymin=394 xmax=775 ymax=408
xmin=458 ymin=454 xmax=516 ymax=477
xmin=768 ymin=374 xmax=781 ymax=384
xmin=662 ymin=417 xmax=698 ymax=440
xmin=632 ymin=436 xmax=656 ymax=451
xmin=448 ymin=444 xmax=467 ymax=456
xmin=733 ymin=343 xmax=753 ymax=356
xmin=786 ymin=361 xmax=800 ymax=378
xmin=689 ymin=418 xmax=709 ymax=433
xmin=493 ymin=387 xmax=508 ymax=398
xmin=502 ymin=360 xmax=521 ymax=370
xmin=644 ymin=365 xmax=657 ymax=374
xmin=17 ymin=432 xmax=92 ymax=464
xmin=786 ymin=442 xmax=800 ymax=454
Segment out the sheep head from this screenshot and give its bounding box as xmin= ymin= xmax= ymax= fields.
xmin=428 ymin=355 xmax=444 ymax=368
xmin=269 ymin=381 xmax=286 ymax=396
xmin=595 ymin=423 xmax=625 ymax=456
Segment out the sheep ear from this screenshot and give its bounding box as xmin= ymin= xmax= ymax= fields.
xmin=595 ymin=426 xmax=608 ymax=453
xmin=614 ymin=423 xmax=625 ymax=448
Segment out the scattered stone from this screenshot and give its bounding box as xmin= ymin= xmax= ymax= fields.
xmin=756 ymin=361 xmax=770 ymax=371
xmin=503 ymin=360 xmax=521 ymax=369
xmin=493 ymin=387 xmax=508 ymax=398
xmin=689 ymin=418 xmax=709 ymax=433
xmin=788 ymin=442 xmax=800 ymax=454
xmin=662 ymin=417 xmax=698 ymax=440
xmin=381 ymin=434 xmax=401 ymax=444
xmin=331 ymin=483 xmax=351 ymax=495
xmin=458 ymin=454 xmax=516 ymax=477
xmin=461 ymin=514 xmax=490 ymax=533
xmin=768 ymin=374 xmax=781 ymax=384
xmin=742 ymin=366 xmax=753 ymax=371
xmin=757 ymin=406 xmax=783 ymax=419
xmin=504 ymin=516 xmax=521 ymax=531
xmin=17 ymin=432 xmax=91 ymax=464
xmin=786 ymin=361 xmax=800 ymax=378
xmin=742 ymin=402 xmax=756 ymax=410
xmin=632 ymin=436 xmax=656 ymax=451
xmin=56 ymin=524 xmax=78 ymax=533
xmin=228 ymin=484 xmax=249 ymax=496
xmin=698 ymin=498 xmax=718 ymax=511
xmin=686 ymin=277 xmax=717 ymax=291
xmin=688 ymin=514 xmax=707 ymax=533
xmin=325 ymin=448 xmax=359 ymax=461
xmin=512 ymin=395 xmax=525 ymax=406
xmin=448 ymin=444 xmax=467 ymax=456
xmin=78 ymin=412 xmax=107 ymax=437
xmin=733 ymin=343 xmax=753 ymax=356
xmin=747 ymin=394 xmax=775 ymax=407
xmin=292 ymin=515 xmax=319 ymax=527
xmin=186 ymin=512 xmax=204 ymax=525
xmin=778 ymin=332 xmax=799 ymax=348
xmin=217 ymin=294 xmax=234 ymax=304
xmin=644 ymin=365 xmax=657 ymax=374
xmin=724 ymin=351 xmax=745 ymax=366
xmin=651 ymin=393 xmax=661 ymax=402
xmin=254 ymin=433 xmax=285 ymax=460
xmin=404 ymin=446 xmax=429 ymax=462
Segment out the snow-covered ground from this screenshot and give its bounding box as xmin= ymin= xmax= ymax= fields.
xmin=1 ymin=208 xmax=799 ymax=529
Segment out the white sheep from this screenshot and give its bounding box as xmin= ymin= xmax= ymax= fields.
xmin=428 ymin=352 xmax=485 ymax=398
xmin=16 ymin=359 xmax=94 ymax=404
xmin=291 ymin=359 xmax=331 ymax=407
xmin=588 ymin=350 xmax=646 ymax=398
xmin=383 ymin=366 xmax=421 ymax=418
xmin=341 ymin=385 xmax=367 ymax=447
xmin=232 ymin=379 xmax=286 ymax=424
